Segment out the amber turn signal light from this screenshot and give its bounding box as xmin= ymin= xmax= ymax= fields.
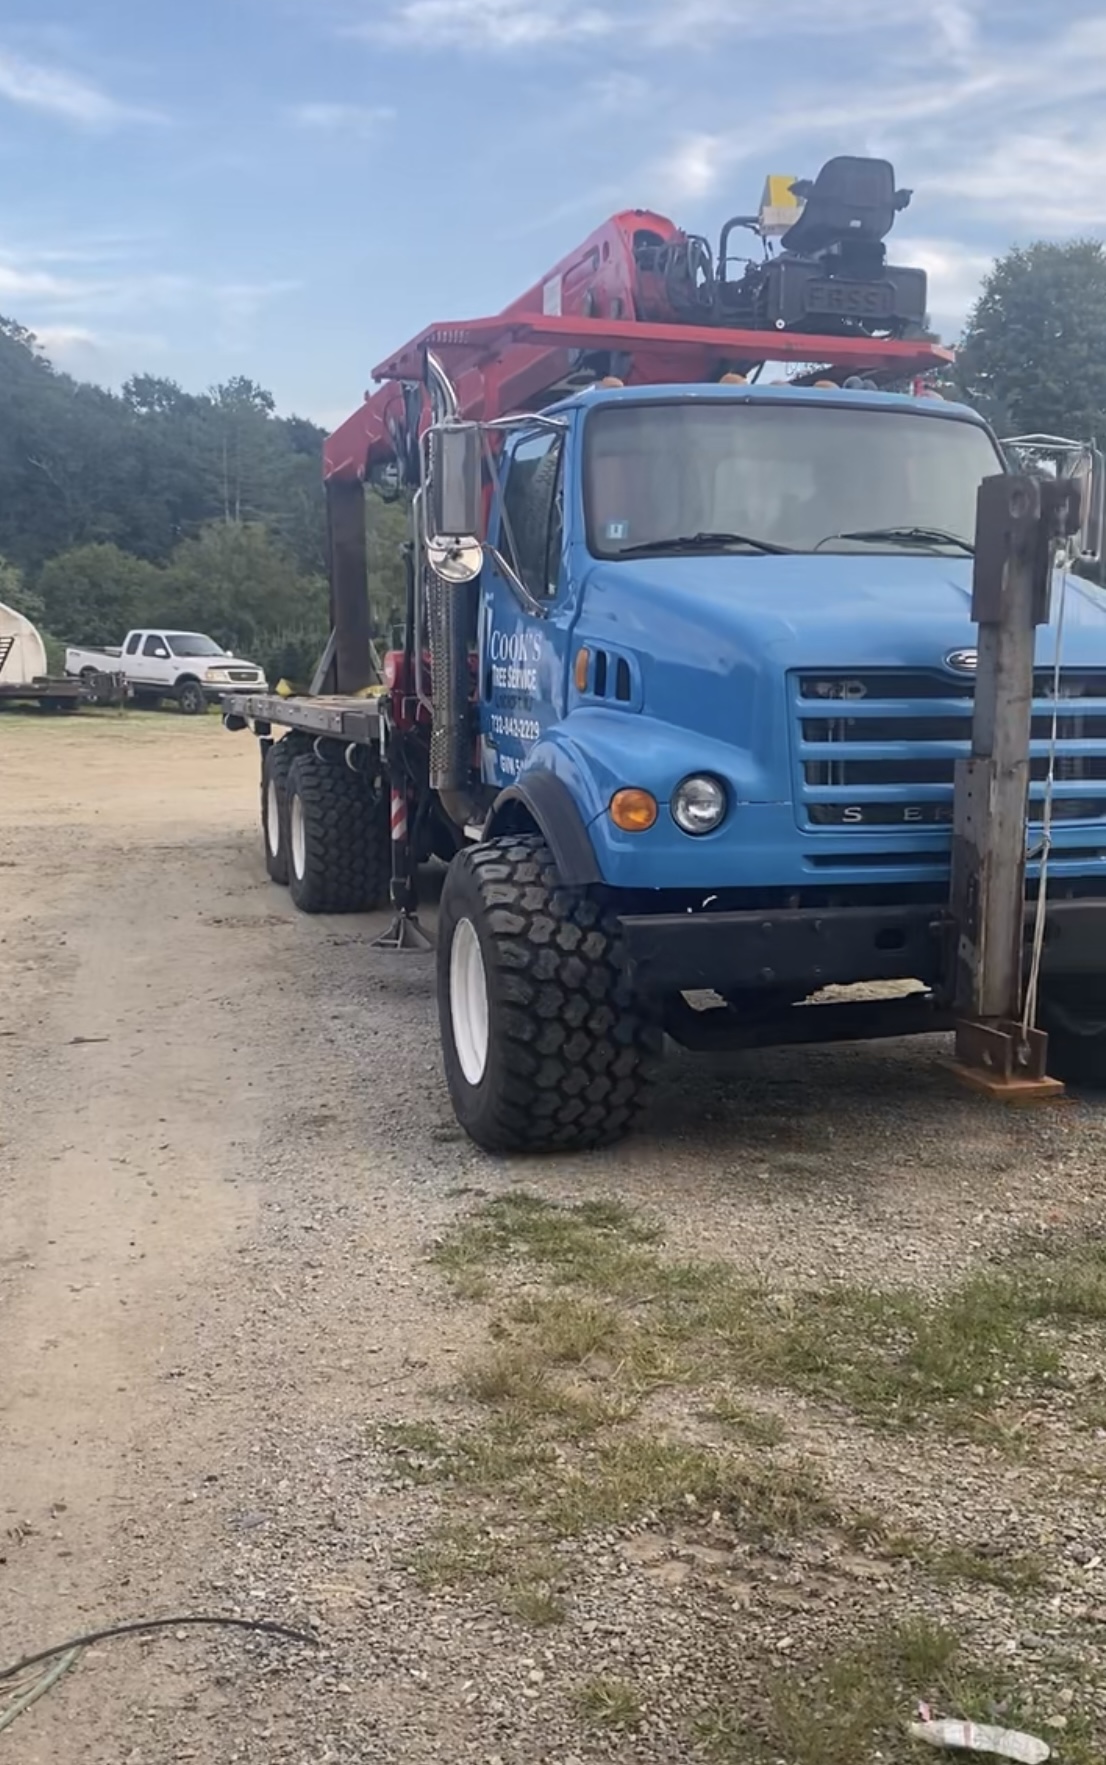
xmin=609 ymin=789 xmax=658 ymax=832
xmin=574 ymin=648 xmax=590 ymax=692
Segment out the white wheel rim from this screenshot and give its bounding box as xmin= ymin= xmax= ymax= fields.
xmin=290 ymin=793 xmax=306 ymax=880
xmin=450 ymin=917 xmax=490 ymax=1087
xmin=266 ymin=779 xmax=281 ymax=857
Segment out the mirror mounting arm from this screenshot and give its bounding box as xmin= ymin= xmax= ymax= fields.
xmin=486 ymin=547 xmax=548 ymax=619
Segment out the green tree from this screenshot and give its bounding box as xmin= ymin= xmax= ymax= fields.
xmin=38 ymin=544 xmax=165 ymax=645
xmin=957 ymin=241 xmax=1106 ymax=440
xmin=159 ymin=522 xmax=327 ymax=656
xmin=366 ymin=491 xmax=410 ymax=644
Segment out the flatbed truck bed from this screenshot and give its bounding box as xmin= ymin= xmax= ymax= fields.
xmin=222 ymin=692 xmax=383 ymax=744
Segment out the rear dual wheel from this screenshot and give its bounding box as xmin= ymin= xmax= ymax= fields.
xmin=261 ymin=738 xmax=298 ymax=884
xmin=284 ymin=752 xmax=389 ymax=914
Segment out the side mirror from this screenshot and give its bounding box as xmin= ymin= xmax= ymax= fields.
xmin=1001 ymin=434 xmax=1104 ymax=564
xmin=1075 ymin=449 xmax=1105 ymax=564
xmin=426 ymin=422 xmax=483 ymax=583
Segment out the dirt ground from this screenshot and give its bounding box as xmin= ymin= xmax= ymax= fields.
xmin=3 ymin=709 xmax=1106 ymax=1765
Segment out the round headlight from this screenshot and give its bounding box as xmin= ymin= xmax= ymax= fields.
xmin=671 ymin=774 xmax=727 ymax=835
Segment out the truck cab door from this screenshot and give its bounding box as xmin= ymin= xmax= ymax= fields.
xmin=139 ymin=632 xmax=173 ymax=686
xmin=479 ymin=426 xmax=572 ymax=787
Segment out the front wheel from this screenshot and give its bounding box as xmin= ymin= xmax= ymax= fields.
xmin=1040 ymin=986 xmax=1106 ymax=1087
xmin=177 ymin=680 xmax=207 ymax=716
xmin=437 ymin=835 xmax=660 ymax=1154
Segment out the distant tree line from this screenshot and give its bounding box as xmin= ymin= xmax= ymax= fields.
xmin=0 ymin=318 xmax=406 ymax=682
xmin=2 ymin=237 xmax=1105 ymax=679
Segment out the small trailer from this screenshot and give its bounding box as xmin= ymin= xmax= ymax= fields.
xmin=0 ymin=602 xmax=124 ymax=712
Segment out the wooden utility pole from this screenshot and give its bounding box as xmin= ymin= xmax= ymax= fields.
xmin=949 ymin=472 xmax=1081 ymax=1097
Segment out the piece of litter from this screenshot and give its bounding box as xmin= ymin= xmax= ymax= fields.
xmin=908 ymin=1719 xmax=1050 ymax=1763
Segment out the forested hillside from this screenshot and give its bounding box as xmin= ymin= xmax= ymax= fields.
xmin=0 ymin=317 xmax=406 ymax=681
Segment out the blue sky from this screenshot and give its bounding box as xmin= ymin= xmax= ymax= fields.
xmin=1 ymin=1 xmax=1102 ymax=429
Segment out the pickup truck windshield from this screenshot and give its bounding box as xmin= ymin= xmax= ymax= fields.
xmin=585 ymin=401 xmax=1003 ymax=559
xmin=167 ymin=634 xmax=225 ymax=657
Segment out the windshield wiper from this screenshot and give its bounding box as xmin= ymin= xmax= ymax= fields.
xmin=617 ymin=530 xmax=794 ymax=558
xmin=815 ymin=524 xmax=975 ymax=555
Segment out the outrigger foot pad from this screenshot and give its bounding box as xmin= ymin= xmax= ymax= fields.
xmin=370 ymin=912 xmax=434 ymax=952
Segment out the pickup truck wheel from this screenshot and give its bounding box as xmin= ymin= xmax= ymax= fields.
xmin=177 ymin=679 xmax=207 ymax=716
xmin=286 ymin=753 xmax=389 ymax=914
xmin=438 ymin=835 xmax=661 ymax=1154
xmin=1039 ymin=987 xmax=1106 ymax=1087
xmin=261 ymin=739 xmax=297 ymax=885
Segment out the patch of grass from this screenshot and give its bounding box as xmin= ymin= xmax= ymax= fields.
xmin=412 ymin=1523 xmax=566 ymax=1624
xmin=505 ymin=1580 xmax=567 ymax=1627
xmin=698 ymin=1621 xmax=952 ymax=1765
xmin=929 ymin=1543 xmax=1048 ymax=1597
xmin=411 ymin=1522 xmax=513 ymax=1588
xmin=541 ymin=1436 xmax=833 ymax=1541
xmin=436 ymin=1197 xmax=1106 ymax=1438
xmin=701 ymin=1619 xmax=1103 ymax=1765
xmin=706 ymin=1396 xmax=787 ymax=1448
xmin=432 ymin=1191 xmax=663 ymax=1294
xmin=507 ymin=1293 xmax=629 ymax=1365
xmin=460 ymin=1344 xmax=629 ymax=1432
xmin=379 ymin=1410 xmax=829 ymax=1546
xmin=574 ymin=1676 xmax=644 ymax=1731
xmin=699 ymin=1275 xmax=1063 ymax=1431
xmin=375 ymin=1414 xmax=559 ymax=1494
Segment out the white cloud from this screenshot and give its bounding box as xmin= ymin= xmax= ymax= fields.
xmin=894 ymin=235 xmax=996 ymax=337
xmin=32 ymin=324 xmax=102 ymax=352
xmin=365 ymin=0 xmax=614 ymax=49
xmin=368 ymin=0 xmax=915 ymax=53
xmin=930 ymin=0 xmax=978 ymax=65
xmin=659 ymin=132 xmax=736 ymax=202
xmin=0 ymin=262 xmax=103 ymax=302
xmin=290 ymin=101 xmax=395 ymax=134
xmin=926 ymin=130 xmax=1106 ymax=231
xmin=0 ymin=48 xmax=162 ymax=126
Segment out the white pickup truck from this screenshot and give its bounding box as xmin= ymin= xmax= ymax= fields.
xmin=66 ymin=629 xmax=267 ymax=714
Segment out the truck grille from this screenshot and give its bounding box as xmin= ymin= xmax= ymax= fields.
xmin=228 ymin=669 xmax=261 ymax=682
xmin=793 ymin=669 xmax=1106 ymax=832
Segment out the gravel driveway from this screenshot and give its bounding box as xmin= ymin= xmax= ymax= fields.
xmin=2 ymin=711 xmax=1105 ymax=1764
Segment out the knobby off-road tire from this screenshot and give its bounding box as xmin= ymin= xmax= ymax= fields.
xmin=261 ymin=737 xmax=298 ymax=885
xmin=285 ymin=752 xmax=389 ymax=914
xmin=437 ymin=834 xmax=661 ymax=1154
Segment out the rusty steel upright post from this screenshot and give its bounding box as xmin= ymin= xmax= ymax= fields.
xmin=949 ymin=472 xmax=1081 ymax=1097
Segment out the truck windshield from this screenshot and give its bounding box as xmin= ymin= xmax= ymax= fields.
xmin=167 ymin=634 xmax=225 ymax=657
xmin=585 ymin=401 xmax=1003 ymax=559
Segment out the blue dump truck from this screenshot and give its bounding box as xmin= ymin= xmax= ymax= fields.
xmin=224 ymin=158 xmax=1106 ymax=1152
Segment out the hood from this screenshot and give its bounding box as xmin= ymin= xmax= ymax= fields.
xmin=579 ymin=553 xmax=1106 ymax=676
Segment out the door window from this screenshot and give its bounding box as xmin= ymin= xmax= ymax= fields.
xmin=142 ymin=634 xmax=169 ymax=658
xmin=500 ymin=431 xmax=564 ymax=599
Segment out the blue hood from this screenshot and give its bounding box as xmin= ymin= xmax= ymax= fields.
xmin=579 ymin=552 xmax=1106 ymax=677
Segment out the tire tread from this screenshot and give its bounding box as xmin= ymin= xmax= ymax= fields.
xmin=439 ymin=834 xmax=660 ymax=1153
